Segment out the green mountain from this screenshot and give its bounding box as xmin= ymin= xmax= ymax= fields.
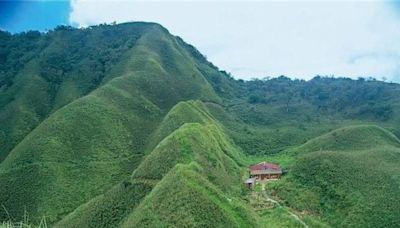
xmin=1 ymin=22 xmax=400 ymax=227
xmin=52 ymin=101 xmax=252 ymax=227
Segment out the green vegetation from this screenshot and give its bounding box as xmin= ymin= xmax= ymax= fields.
xmin=204 ymin=76 xmax=400 ymax=155
xmin=296 ymin=125 xmax=400 ymax=153
xmin=0 ymin=219 xmax=47 ymax=228
xmin=1 ymin=22 xmax=400 ymax=227
xmin=55 ymin=100 xmax=250 ymax=227
xmin=0 ymin=23 xmax=152 ymax=162
xmin=268 ymin=125 xmax=400 ymax=227
xmin=123 ymin=163 xmax=259 ymax=228
xmin=0 ymin=23 xmax=219 ymax=223
xmin=53 ymin=181 xmax=153 ymax=228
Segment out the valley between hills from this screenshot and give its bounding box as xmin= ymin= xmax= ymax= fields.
xmin=0 ymin=22 xmax=399 ymax=228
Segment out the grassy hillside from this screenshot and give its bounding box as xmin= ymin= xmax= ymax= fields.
xmin=268 ymin=125 xmax=400 ymax=227
xmin=124 ymin=122 xmax=252 ymax=227
xmin=123 ymin=163 xmax=258 ymax=228
xmin=146 ymin=100 xmax=218 ymax=150
xmin=296 ymin=124 xmax=400 ymax=153
xmin=55 ymin=101 xmax=252 ymax=227
xmin=0 ymin=23 xmax=152 ymax=162
xmin=132 ymin=123 xmax=243 ymax=192
xmin=0 ymin=23 xmax=220 ymax=223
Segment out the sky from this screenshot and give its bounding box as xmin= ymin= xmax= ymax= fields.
xmin=1 ymin=0 xmax=400 ymax=82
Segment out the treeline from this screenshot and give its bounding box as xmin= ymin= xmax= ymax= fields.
xmin=0 ymin=23 xmax=151 ymax=95
xmin=242 ymin=76 xmax=397 ymax=121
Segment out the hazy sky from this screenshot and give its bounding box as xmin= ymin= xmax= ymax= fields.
xmin=1 ymin=1 xmax=400 ymax=81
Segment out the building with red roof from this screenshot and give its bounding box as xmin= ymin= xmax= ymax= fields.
xmin=249 ymin=161 xmax=282 ymax=181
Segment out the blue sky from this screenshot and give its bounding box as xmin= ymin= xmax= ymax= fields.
xmin=1 ymin=0 xmax=400 ymax=82
xmin=0 ymin=0 xmax=70 ymax=33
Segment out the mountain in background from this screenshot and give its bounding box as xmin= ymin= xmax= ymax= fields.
xmin=0 ymin=22 xmax=399 ymax=228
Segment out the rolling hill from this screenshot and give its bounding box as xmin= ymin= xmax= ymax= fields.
xmin=268 ymin=125 xmax=400 ymax=227
xmin=1 ymin=22 xmax=400 ymax=227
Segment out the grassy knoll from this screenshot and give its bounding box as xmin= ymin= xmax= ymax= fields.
xmin=267 ymin=125 xmax=400 ymax=228
xmin=132 ymin=123 xmax=243 ymax=193
xmin=123 ymin=163 xmax=259 ymax=228
xmin=146 ymin=100 xmax=218 ymax=150
xmin=296 ymin=124 xmax=400 ymax=153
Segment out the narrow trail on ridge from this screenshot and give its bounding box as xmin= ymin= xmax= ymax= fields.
xmin=260 ymin=182 xmax=309 ymax=228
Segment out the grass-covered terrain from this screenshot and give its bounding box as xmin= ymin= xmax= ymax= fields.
xmin=1 ymin=22 xmax=400 ymax=227
xmin=122 ymin=163 xmax=258 ymax=228
xmin=0 ymin=23 xmax=219 ymax=223
xmin=55 ymin=101 xmax=253 ymax=227
xmin=267 ymin=125 xmax=400 ymax=227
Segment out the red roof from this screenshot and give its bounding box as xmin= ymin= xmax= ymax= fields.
xmin=250 ymin=162 xmax=281 ymax=171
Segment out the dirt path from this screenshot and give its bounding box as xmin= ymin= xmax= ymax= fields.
xmin=260 ymin=190 xmax=309 ymax=228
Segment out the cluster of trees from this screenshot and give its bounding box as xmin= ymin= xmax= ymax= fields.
xmin=0 ymin=30 xmax=45 ymax=87
xmin=242 ymin=76 xmax=396 ymax=121
xmin=0 ymin=23 xmax=150 ymax=101
xmin=37 ymin=24 xmax=145 ymax=95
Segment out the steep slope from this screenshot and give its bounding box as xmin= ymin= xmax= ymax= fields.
xmin=53 ymin=180 xmax=154 ymax=228
xmin=125 ymin=122 xmax=254 ymax=227
xmin=0 ymin=23 xmax=150 ymax=161
xmin=269 ymin=125 xmax=400 ymax=227
xmin=122 ymin=163 xmax=258 ymax=228
xmin=55 ymin=100 xmax=249 ymax=227
xmin=0 ymin=23 xmax=220 ymax=223
xmin=131 ymin=123 xmax=242 ymax=191
xmin=146 ymin=100 xmax=218 ymax=150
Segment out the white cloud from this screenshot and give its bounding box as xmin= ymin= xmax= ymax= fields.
xmin=69 ymin=0 xmax=400 ymax=82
